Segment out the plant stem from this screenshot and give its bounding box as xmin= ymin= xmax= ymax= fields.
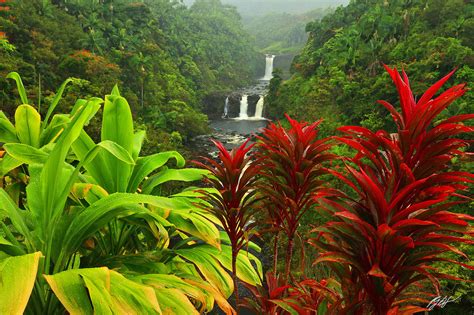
xmin=284 ymin=236 xmax=294 ymax=283
xmin=231 ymin=250 xmax=240 ymax=313
xmin=273 ymin=231 xmax=279 ymax=273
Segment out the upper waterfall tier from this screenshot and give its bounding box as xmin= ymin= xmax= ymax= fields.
xmin=262 ymin=54 xmax=275 ymax=81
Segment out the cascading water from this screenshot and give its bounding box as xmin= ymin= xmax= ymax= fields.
xmin=222 ymin=96 xmax=229 ymax=118
xmin=262 ymin=54 xmax=275 ymax=81
xmin=254 ymin=95 xmax=264 ymax=119
xmin=239 ymin=95 xmax=248 ymax=119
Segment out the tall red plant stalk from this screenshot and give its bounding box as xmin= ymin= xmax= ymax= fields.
xmin=312 ymin=66 xmax=474 ymax=314
xmin=256 ymin=115 xmax=334 ymax=282
xmin=194 ymin=140 xmax=260 ymax=311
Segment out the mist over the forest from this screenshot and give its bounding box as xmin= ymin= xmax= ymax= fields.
xmin=183 ymin=0 xmax=349 ymax=16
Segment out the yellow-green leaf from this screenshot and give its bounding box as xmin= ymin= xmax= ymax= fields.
xmin=0 ymin=252 xmax=42 ymax=315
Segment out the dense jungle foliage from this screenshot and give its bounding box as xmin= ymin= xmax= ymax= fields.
xmin=267 ymin=0 xmax=474 ymax=136
xmin=0 ymin=0 xmax=261 ymax=150
xmin=0 ymin=0 xmax=473 ymax=313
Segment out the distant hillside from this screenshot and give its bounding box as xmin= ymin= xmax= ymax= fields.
xmin=243 ymin=8 xmax=334 ymax=55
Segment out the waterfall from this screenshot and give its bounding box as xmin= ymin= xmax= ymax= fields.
xmin=239 ymin=95 xmax=248 ymax=119
xmin=222 ymin=96 xmax=229 ymax=118
xmin=254 ymin=95 xmax=264 ymax=119
xmin=262 ymin=54 xmax=275 ymax=81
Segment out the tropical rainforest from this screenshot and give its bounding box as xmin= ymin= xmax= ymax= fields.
xmin=0 ymin=0 xmax=473 ymax=314
xmin=0 ymin=0 xmax=261 ymax=150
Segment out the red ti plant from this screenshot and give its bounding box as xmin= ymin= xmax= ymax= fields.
xmin=194 ymin=140 xmax=260 ymax=310
xmin=312 ymin=66 xmax=474 ymax=314
xmin=256 ymin=115 xmax=334 ymax=281
xmin=242 ymin=272 xmax=341 ymax=314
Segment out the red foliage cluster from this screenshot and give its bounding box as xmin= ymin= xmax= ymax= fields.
xmin=312 ymin=66 xmax=473 ymax=314
xmin=198 ymin=66 xmax=473 ymax=315
xmin=256 ymin=115 xmax=334 ymax=280
xmin=194 ymin=140 xmax=261 ymax=310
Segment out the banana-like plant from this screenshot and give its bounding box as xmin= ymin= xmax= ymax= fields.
xmin=0 ymin=72 xmax=76 ymax=203
xmin=0 ymin=75 xmax=262 ymax=314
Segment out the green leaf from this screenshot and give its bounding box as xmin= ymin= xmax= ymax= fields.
xmin=164 ymin=209 xmax=221 ymax=249
xmin=0 ymin=252 xmax=42 ymax=314
xmin=132 ymin=130 xmax=146 ymax=160
xmin=40 ymin=99 xmax=100 ymax=231
xmin=0 ymin=154 xmax=22 ymax=177
xmin=6 ymin=72 xmax=29 ymax=105
xmin=128 ymin=151 xmax=186 ymax=192
xmin=0 ymin=111 xmax=18 ymax=143
xmin=45 ymin=267 xmax=161 ymax=314
xmin=15 ymin=105 xmax=41 ymax=147
xmin=4 ymin=143 xmax=49 ymax=165
xmin=0 ymin=189 xmax=33 ymax=251
xmin=101 ymin=95 xmax=134 ymax=192
xmin=111 ymin=84 xmax=121 ymax=96
xmin=60 ymin=193 xmax=188 ymax=262
xmin=43 ymin=78 xmax=73 ymax=127
xmin=72 ymin=130 xmax=113 ymax=191
xmin=189 ymin=245 xmax=262 ymax=286
xmin=142 ymin=168 xmax=208 ymax=194
xmin=175 ymin=247 xmax=234 ymax=297
xmin=39 ymin=114 xmax=70 ymax=146
xmin=134 ymin=274 xmax=209 ymax=310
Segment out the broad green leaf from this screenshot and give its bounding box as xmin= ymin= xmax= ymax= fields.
xmin=43 ymin=78 xmax=73 ymax=127
xmin=15 ymin=105 xmax=41 ymax=147
xmin=40 ymin=99 xmax=100 ymax=226
xmin=162 ymin=209 xmax=221 ymax=249
xmin=135 ymin=274 xmax=209 ymax=310
xmin=0 ymin=252 xmax=42 ymax=315
xmin=142 ymin=168 xmax=208 ymax=194
xmin=60 ymin=193 xmax=188 ymax=262
xmin=0 ymin=111 xmax=17 ymax=143
xmin=72 ymin=130 xmax=112 ymax=191
xmin=6 ymin=72 xmax=29 ymax=104
xmin=44 ymin=269 xmax=93 ymax=315
xmin=102 ymin=95 xmax=134 ymax=153
xmin=96 ymin=140 xmax=135 ymax=165
xmin=189 ymin=245 xmax=262 ymax=286
xmin=175 ymin=247 xmax=234 ymax=297
xmin=128 ymin=151 xmax=186 ymax=192
xmin=132 ymin=130 xmax=146 ymax=160
xmin=154 ymin=288 xmax=199 ymax=315
xmin=0 ymin=154 xmax=22 ymax=177
xmin=181 ymin=277 xmax=236 ymax=315
xmin=45 ymin=267 xmax=161 ymax=314
xmin=4 ymin=143 xmax=49 ymax=165
xmin=101 ymin=95 xmax=134 ymax=192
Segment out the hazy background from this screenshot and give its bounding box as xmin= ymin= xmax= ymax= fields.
xmin=182 ymin=0 xmax=349 ymax=16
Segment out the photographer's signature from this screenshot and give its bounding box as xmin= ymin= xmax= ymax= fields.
xmin=426 ymin=295 xmax=461 ymax=310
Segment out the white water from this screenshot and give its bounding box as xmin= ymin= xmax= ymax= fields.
xmin=262 ymin=54 xmax=275 ymax=81
xmin=223 ymin=96 xmax=229 ymax=118
xmin=239 ymin=95 xmax=248 ymax=119
xmin=254 ymin=95 xmax=264 ymax=119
